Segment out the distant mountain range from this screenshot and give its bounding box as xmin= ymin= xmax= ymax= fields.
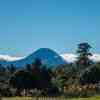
xmin=0 ymin=48 xmax=100 ymax=67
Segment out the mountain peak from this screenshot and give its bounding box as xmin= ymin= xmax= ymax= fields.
xmin=27 ymin=48 xmax=66 ymax=66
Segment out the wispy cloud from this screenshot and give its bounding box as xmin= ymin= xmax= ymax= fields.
xmin=61 ymin=53 xmax=100 ymax=62
xmin=0 ymin=55 xmax=23 ymax=61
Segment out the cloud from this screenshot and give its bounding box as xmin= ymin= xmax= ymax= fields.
xmin=0 ymin=55 xmax=23 ymax=61
xmin=61 ymin=53 xmax=100 ymax=63
xmin=61 ymin=53 xmax=77 ymax=62
xmin=0 ymin=53 xmax=100 ymax=63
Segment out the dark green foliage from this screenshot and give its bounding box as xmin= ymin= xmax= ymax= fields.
xmin=7 ymin=64 xmax=16 ymax=74
xmin=0 ymin=64 xmax=6 ymax=73
xmin=80 ymin=65 xmax=100 ymax=84
xmin=0 ymin=42 xmax=100 ymax=97
xmin=33 ymin=58 xmax=42 ymax=68
xmin=9 ymin=70 xmax=37 ymax=89
xmin=76 ymin=42 xmax=92 ymax=68
xmin=26 ymin=64 xmax=32 ymax=72
xmin=9 ymin=58 xmax=52 ymax=92
xmin=52 ymin=64 xmax=79 ymax=93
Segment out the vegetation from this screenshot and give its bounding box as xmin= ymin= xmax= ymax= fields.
xmin=0 ymin=42 xmax=100 ymax=98
xmin=76 ymin=42 xmax=93 ymax=70
xmin=2 ymin=96 xmax=100 ymax=100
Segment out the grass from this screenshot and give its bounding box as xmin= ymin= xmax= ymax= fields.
xmin=2 ymin=97 xmax=32 ymax=100
xmin=1 ymin=96 xmax=100 ymax=100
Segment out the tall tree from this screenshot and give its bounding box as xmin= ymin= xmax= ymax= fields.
xmin=80 ymin=65 xmax=100 ymax=84
xmin=76 ymin=42 xmax=92 ymax=68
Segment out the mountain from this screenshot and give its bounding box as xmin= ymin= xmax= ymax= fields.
xmin=0 ymin=48 xmax=67 ymax=67
xmin=61 ymin=53 xmax=100 ymax=63
xmin=0 ymin=48 xmax=100 ymax=68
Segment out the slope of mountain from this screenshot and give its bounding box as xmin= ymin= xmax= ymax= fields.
xmin=0 ymin=48 xmax=67 ymax=67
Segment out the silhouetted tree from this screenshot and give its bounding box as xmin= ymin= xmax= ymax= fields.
xmin=76 ymin=42 xmax=92 ymax=69
xmin=33 ymin=58 xmax=42 ymax=68
xmin=7 ymin=64 xmax=16 ymax=74
xmin=0 ymin=64 xmax=5 ymax=73
xmin=26 ymin=64 xmax=32 ymax=72
xmin=9 ymin=58 xmax=53 ymax=96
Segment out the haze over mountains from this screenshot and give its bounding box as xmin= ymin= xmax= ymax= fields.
xmin=0 ymin=48 xmax=100 ymax=67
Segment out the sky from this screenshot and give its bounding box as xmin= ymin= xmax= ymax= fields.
xmin=0 ymin=0 xmax=100 ymax=56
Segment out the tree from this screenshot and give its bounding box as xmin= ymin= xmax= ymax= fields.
xmin=7 ymin=64 xmax=16 ymax=74
xmin=0 ymin=64 xmax=6 ymax=73
xmin=33 ymin=58 xmax=42 ymax=68
xmin=52 ymin=64 xmax=79 ymax=92
xmin=9 ymin=58 xmax=53 ymax=93
xmin=26 ymin=64 xmax=32 ymax=72
xmin=76 ymin=42 xmax=92 ymax=68
xmin=9 ymin=70 xmax=37 ymax=89
xmin=80 ymin=65 xmax=100 ymax=84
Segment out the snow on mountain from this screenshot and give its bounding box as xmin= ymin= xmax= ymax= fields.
xmin=61 ymin=53 xmax=100 ymax=63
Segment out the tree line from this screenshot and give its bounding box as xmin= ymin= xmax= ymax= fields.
xmin=0 ymin=42 xmax=100 ymax=97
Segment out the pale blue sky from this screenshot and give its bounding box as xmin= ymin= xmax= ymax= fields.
xmin=0 ymin=0 xmax=100 ymax=56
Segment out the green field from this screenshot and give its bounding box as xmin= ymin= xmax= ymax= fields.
xmin=1 ymin=96 xmax=100 ymax=100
